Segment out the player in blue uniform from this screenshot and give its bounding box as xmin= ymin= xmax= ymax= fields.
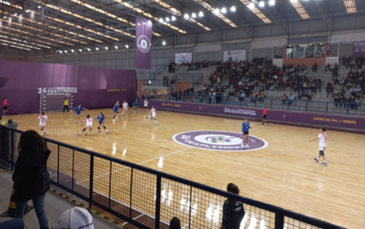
xmin=241 ymin=119 xmax=251 ymax=148
xmin=73 ymin=104 xmax=87 ymax=123
xmin=132 ymin=99 xmax=138 ymax=114
xmin=96 ymin=112 xmax=109 ymax=134
xmin=112 ymin=100 xmax=120 ymax=122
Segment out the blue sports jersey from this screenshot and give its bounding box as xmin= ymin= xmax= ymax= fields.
xmin=242 ymin=122 xmax=250 ymax=132
xmin=96 ymin=115 xmax=105 ymax=123
xmin=74 ymin=107 xmax=85 ymax=114
xmin=133 ymin=101 xmax=138 ymax=107
xmin=113 ymin=104 xmax=119 ymax=112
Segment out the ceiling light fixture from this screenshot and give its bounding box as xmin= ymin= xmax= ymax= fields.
xmin=159 ymin=18 xmax=164 ymax=22
xmin=198 ymin=11 xmax=204 ymax=17
xmin=221 ymin=7 xmax=227 ymax=14
xmin=269 ymin=0 xmax=275 ymax=6
xmin=115 ymin=45 xmax=118 ymax=49
xmin=125 ymin=44 xmax=129 ymax=49
xmin=259 ymin=1 xmax=265 ymax=7
xmin=191 ymin=13 xmax=197 ymax=18
xmin=95 ymin=47 xmax=99 ymax=51
xmin=38 ymin=5 xmax=41 ymax=9
xmin=171 ymin=16 xmax=176 ymax=21
xmin=165 ymin=17 xmax=170 ymax=22
xmin=162 ymin=40 xmax=166 ymax=46
xmin=248 ymin=2 xmax=255 ymax=10
xmin=230 ymin=6 xmax=236 ymax=12
xmin=79 ymin=49 xmax=82 ymax=52
xmin=105 ymin=46 xmax=108 ymax=50
xmin=184 ymin=13 xmax=189 ymax=19
xmin=71 ymin=49 xmax=74 ymax=52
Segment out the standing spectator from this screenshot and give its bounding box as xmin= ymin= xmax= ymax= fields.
xmin=163 ymin=76 xmax=166 ymax=87
xmin=13 ymin=130 xmax=51 ymax=229
xmin=166 ymin=77 xmax=169 ymax=87
xmin=3 ymin=97 xmax=9 ymax=116
xmin=169 ymin=217 xmax=181 ymax=229
xmin=282 ymin=93 xmax=288 ymax=105
xmin=0 ymin=218 xmax=24 ymax=229
xmin=220 ymin=183 xmax=245 ymax=229
xmin=239 ymin=91 xmax=245 ymax=102
xmin=288 ymin=93 xmax=294 ymax=105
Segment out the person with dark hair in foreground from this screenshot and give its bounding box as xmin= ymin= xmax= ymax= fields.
xmin=221 ymin=183 xmax=245 ymax=229
xmin=310 ymin=127 xmax=328 ymax=166
xmin=12 ymin=130 xmax=51 ymax=229
xmin=169 ymin=217 xmax=181 ymax=229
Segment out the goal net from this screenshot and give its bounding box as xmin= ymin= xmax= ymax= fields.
xmin=40 ymin=94 xmax=74 ymax=113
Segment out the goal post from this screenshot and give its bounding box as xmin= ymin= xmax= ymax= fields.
xmin=38 ymin=87 xmax=77 ymax=113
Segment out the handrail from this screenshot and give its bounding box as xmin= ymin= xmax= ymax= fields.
xmin=149 ymin=58 xmax=172 ymax=80
xmin=0 ymin=125 xmax=346 ymax=229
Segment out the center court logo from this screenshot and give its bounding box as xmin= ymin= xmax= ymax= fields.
xmin=173 ymin=131 xmax=268 ymax=152
xmin=137 ymin=35 xmax=151 ymax=54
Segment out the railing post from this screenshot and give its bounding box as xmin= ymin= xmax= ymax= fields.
xmin=57 ymin=145 xmax=60 ymax=184
xmin=130 ymin=168 xmax=133 ymax=218
xmin=155 ymin=175 xmax=162 ymax=229
xmin=89 ymin=155 xmax=94 ymax=209
xmin=188 ymin=186 xmax=193 ymax=229
xmin=275 ymin=211 xmax=284 ymax=229
xmin=10 ymin=131 xmax=14 ymax=171
xmin=72 ymin=149 xmax=75 ymax=191
xmin=306 ymin=101 xmax=308 ymax=112
xmin=108 ymin=161 xmax=112 ymax=209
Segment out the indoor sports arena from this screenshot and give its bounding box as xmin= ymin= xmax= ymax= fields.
xmin=0 ymin=0 xmax=364 ymax=228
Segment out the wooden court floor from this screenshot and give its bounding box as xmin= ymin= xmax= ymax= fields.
xmin=5 ymin=109 xmax=365 ymax=228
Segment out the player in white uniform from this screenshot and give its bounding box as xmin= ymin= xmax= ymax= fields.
xmin=310 ymin=127 xmax=328 ymax=166
xmin=121 ymin=100 xmax=128 ymax=116
xmin=38 ymin=111 xmax=48 ymax=137
xmin=149 ymin=106 xmax=158 ymax=125
xmin=78 ymin=114 xmax=93 ymax=136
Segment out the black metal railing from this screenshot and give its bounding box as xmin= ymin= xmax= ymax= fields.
xmin=0 ymin=125 xmax=346 ymax=229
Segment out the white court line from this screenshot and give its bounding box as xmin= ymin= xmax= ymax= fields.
xmin=76 ymin=147 xmax=192 ymax=185
xmin=122 ymin=213 xmax=146 ymax=225
xmin=181 ymin=221 xmax=192 ymax=229
xmin=76 ymin=182 xmax=170 ymax=226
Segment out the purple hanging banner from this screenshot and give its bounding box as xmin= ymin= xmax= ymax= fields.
xmin=135 ymin=17 xmax=152 ymax=69
xmin=353 ymin=42 xmax=365 ymax=58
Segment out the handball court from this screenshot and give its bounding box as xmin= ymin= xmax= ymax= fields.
xmin=6 ymin=109 xmax=365 ymax=229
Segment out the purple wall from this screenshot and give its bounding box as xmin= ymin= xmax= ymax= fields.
xmin=149 ymin=100 xmax=365 ymax=131
xmin=353 ymin=42 xmax=365 ymax=58
xmin=0 ymin=60 xmax=137 ymax=114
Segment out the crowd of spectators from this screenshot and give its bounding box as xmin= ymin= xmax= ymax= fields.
xmin=169 ymin=58 xmax=325 ymax=104
xmin=342 ymin=56 xmax=365 ymax=70
xmin=181 ymin=60 xmax=221 ymax=72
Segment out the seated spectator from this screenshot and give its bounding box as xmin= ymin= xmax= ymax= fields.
xmin=0 ymin=115 xmax=7 ymax=125
xmin=334 ymin=96 xmax=340 ymax=108
xmin=251 ymin=91 xmax=257 ymax=103
xmin=221 ymin=183 xmax=245 ymax=229
xmin=169 ymin=217 xmax=181 ymax=229
xmin=288 ymin=93 xmax=294 ymax=105
xmin=52 ymin=207 xmax=94 ymax=229
xmin=312 ymin=63 xmax=318 ymax=72
xmin=282 ymin=93 xmax=288 ymax=105
xmin=13 ymin=130 xmax=51 ymax=229
xmin=239 ymin=91 xmax=245 ymax=102
xmin=6 ymin=119 xmax=18 ymax=129
xmin=259 ymin=91 xmax=265 ymax=102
